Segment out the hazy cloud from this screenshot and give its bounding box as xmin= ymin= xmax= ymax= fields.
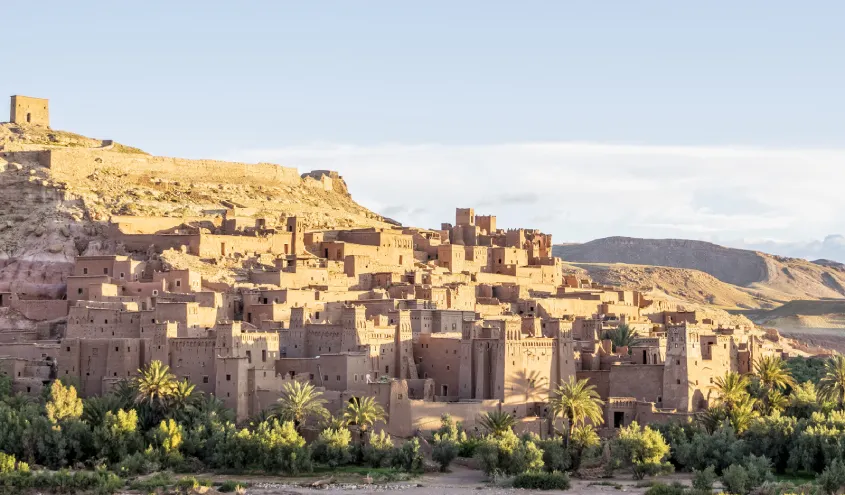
xmin=226 ymin=141 xmax=845 ymax=261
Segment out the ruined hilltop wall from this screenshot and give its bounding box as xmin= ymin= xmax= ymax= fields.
xmin=46 ymin=148 xmax=301 ymax=186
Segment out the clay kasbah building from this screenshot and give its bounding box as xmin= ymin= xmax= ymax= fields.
xmin=0 ymin=96 xmax=785 ymax=437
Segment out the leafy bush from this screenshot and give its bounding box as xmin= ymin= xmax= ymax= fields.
xmin=692 ymin=465 xmax=717 ymax=490
xmin=0 ymin=453 xmax=15 ymax=474
xmin=743 ymin=454 xmax=775 ymax=489
xmin=362 ymin=430 xmax=394 ymax=468
xmin=175 ymin=475 xmax=213 ymax=491
xmin=722 ymin=464 xmax=751 ymax=495
xmin=675 ymin=425 xmax=747 ymax=473
xmin=391 ymin=438 xmax=424 ymax=473
xmin=218 ymin=479 xmax=247 ymax=492
xmin=537 ymin=439 xmax=571 ymax=472
xmin=313 ymin=427 xmax=352 ymax=467
xmin=0 ymin=468 xmax=124 ymax=495
xmin=817 ymin=458 xmax=845 ymax=495
xmin=432 ymin=434 xmax=459 ymax=472
xmin=458 ymin=436 xmax=481 ymax=457
xmin=611 ymin=422 xmax=673 ymax=480
xmin=253 ymin=419 xmax=312 ymax=474
xmin=114 ymin=449 xmax=160 ymax=476
xmin=128 ymin=471 xmax=175 ymax=492
xmin=512 ymin=471 xmax=571 ymax=490
xmin=475 ymin=430 xmax=543 ymax=477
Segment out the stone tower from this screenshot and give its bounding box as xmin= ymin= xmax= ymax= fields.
xmin=341 ymin=305 xmax=367 ymax=352
xmin=10 ymin=95 xmax=49 ymax=127
xmin=662 ymin=322 xmax=703 ymax=411
xmin=390 ymin=310 xmax=413 ymax=379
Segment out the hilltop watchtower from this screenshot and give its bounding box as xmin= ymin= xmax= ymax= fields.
xmin=9 ymin=95 xmax=49 ymax=127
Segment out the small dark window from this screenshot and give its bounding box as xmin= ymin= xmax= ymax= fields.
xmin=226 ymin=374 xmax=231 ymax=381
xmin=203 ymin=376 xmax=209 ymax=383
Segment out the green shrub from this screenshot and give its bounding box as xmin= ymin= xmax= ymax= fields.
xmin=537 ymin=439 xmax=571 ymax=473
xmin=817 ymin=458 xmax=845 ymax=495
xmin=1 ymin=469 xmax=125 ymax=495
xmin=391 ymin=438 xmax=424 ymax=473
xmin=175 ymin=475 xmax=213 ymax=491
xmin=114 ymin=450 xmax=160 ymax=476
xmin=675 ymin=426 xmax=747 ymax=473
xmin=644 ymin=482 xmax=686 ymax=495
xmin=252 ymin=419 xmax=312 ymax=474
xmin=432 ymin=434 xmax=459 ymax=472
xmin=611 ymin=422 xmax=674 ymax=480
xmin=458 ymin=436 xmax=481 ymax=457
xmin=512 ymin=471 xmax=571 ymax=490
xmin=218 ymin=480 xmax=247 ymax=492
xmin=0 ymin=453 xmax=15 ymax=474
xmin=474 ymin=430 xmax=543 ymax=477
xmin=312 ymin=427 xmax=352 ymax=467
xmin=692 ymin=465 xmax=717 ymax=490
xmin=128 ymin=472 xmax=175 ymax=492
xmin=363 ymin=430 xmax=394 ymax=468
xmin=743 ymin=454 xmax=774 ymax=489
xmin=722 ymin=464 xmax=750 ymax=495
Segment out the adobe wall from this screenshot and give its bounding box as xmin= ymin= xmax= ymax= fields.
xmin=171 ymin=338 xmax=216 ymax=395
xmin=114 ymin=233 xmax=201 ymax=255
xmin=200 ymin=233 xmax=294 ymax=257
xmin=46 ymin=148 xmax=301 ymax=186
xmin=414 ymin=334 xmax=462 ymax=397
xmin=110 ymin=215 xmax=222 ymax=234
xmin=608 ymin=364 xmax=664 ymax=403
xmin=577 ymin=370 xmax=611 ymax=399
xmin=405 ymin=399 xmax=501 ymax=434
xmin=11 ymin=298 xmax=68 ymax=321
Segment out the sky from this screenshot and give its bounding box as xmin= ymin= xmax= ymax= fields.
xmin=4 ymin=2 xmax=845 ymax=260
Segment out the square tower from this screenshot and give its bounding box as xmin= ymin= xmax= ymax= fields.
xmin=10 ymin=95 xmax=49 ymax=127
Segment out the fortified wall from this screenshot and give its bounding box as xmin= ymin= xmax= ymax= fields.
xmin=39 ymin=148 xmax=302 ymax=186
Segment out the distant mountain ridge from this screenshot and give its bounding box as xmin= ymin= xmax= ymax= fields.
xmin=553 ymin=237 xmax=845 ymax=307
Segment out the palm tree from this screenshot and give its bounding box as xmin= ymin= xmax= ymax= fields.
xmin=274 ymin=381 xmax=328 ymax=431
xmin=344 ymin=396 xmax=387 ymax=441
xmin=135 ymin=360 xmax=177 ymax=409
xmin=549 ymin=376 xmax=604 ymax=445
xmin=712 ymin=372 xmax=751 ymax=410
xmin=478 ymin=410 xmax=516 ymax=436
xmin=111 ymin=379 xmax=138 ymax=409
xmin=819 ymin=355 xmax=845 ymax=408
xmin=601 ymin=324 xmax=642 ymax=353
xmin=698 ymin=404 xmax=729 ymax=434
xmin=172 ymin=380 xmax=201 ymax=409
xmin=81 ymin=394 xmax=121 ymax=426
xmin=755 ymin=356 xmax=796 ymax=391
xmin=727 ymin=396 xmax=757 ymax=433
xmin=762 ymin=389 xmax=789 ymax=416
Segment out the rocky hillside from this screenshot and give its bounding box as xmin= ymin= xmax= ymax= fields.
xmin=562 ymin=261 xmax=767 ymax=309
xmin=554 ymin=237 xmax=845 ymax=306
xmin=0 ymin=123 xmax=390 ymax=296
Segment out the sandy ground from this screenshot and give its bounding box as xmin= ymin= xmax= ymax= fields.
xmin=239 ymin=466 xmax=694 ymax=495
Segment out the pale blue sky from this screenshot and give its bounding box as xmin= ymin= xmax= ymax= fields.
xmin=5 ymin=2 xmax=845 ymax=259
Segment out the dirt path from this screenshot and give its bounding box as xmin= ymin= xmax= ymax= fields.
xmin=245 ymin=467 xmax=693 ymax=495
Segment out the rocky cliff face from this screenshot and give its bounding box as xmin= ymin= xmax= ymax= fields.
xmin=0 ymin=123 xmax=390 ymax=297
